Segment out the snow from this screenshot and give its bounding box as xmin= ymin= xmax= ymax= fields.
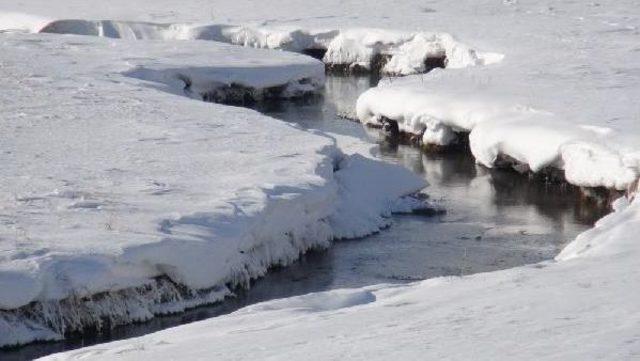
xmin=0 ymin=12 xmax=49 ymax=32
xmin=1 ymin=11 xmax=498 ymax=76
xmin=2 ymin=0 xmax=640 ymax=357
xmin=35 ymin=2 xmax=627 ymax=190
xmin=0 ymin=32 xmax=426 ymax=346
xmin=357 ymin=70 xmax=640 ymax=190
xmin=33 ymin=20 xmax=496 ymax=75
xmin=351 ymin=1 xmax=640 ymax=190
xmin=39 ymin=196 xmax=640 ymax=360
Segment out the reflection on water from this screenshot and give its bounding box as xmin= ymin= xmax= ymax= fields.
xmin=258 ymin=75 xmax=607 ymax=288
xmin=1 ymin=76 xmax=609 ymax=361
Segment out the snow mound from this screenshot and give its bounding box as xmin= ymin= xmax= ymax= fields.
xmin=0 ymin=12 xmax=50 ymax=32
xmin=556 ymin=197 xmax=637 ymax=261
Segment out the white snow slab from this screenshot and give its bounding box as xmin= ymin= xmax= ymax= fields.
xmin=40 ymin=196 xmax=640 ymax=361
xmin=0 ymin=32 xmax=425 ymax=346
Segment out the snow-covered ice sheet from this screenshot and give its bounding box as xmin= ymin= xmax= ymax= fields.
xmin=40 ymin=196 xmax=640 ymax=360
xmin=0 ymin=33 xmax=425 ymax=346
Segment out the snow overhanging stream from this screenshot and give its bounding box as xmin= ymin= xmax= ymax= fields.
xmin=36 ymin=18 xmax=639 ymax=194
xmin=37 ymin=18 xmax=502 ymax=76
xmin=1 ymin=20 xmax=460 ymax=347
xmin=2 ymin=14 xmax=636 ymax=353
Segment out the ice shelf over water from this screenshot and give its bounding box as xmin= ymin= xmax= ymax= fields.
xmin=0 ymin=33 xmax=426 ymax=346
xmin=39 ymin=197 xmax=640 ymax=361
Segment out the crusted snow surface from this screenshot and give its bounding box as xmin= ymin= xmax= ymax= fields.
xmin=41 ymin=196 xmax=640 ymax=360
xmin=0 ymin=33 xmax=425 ymax=346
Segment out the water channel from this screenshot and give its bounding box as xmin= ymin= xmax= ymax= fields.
xmin=0 ymin=75 xmax=609 ymax=361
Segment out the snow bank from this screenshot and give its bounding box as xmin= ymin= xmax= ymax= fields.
xmin=17 ymin=18 xmax=499 ymax=76
xmin=347 ymin=0 xmax=640 ymax=191
xmin=556 ymin=197 xmax=638 ymax=261
xmin=0 ymin=33 xmax=426 ymax=347
xmin=329 ymin=154 xmax=427 ymax=239
xmin=122 ymin=54 xmax=324 ymax=103
xmin=357 ymin=67 xmax=640 ymax=190
xmin=39 ymin=196 xmax=640 ymax=360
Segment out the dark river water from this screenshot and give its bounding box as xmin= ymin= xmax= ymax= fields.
xmin=0 ymin=75 xmax=608 ymax=360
